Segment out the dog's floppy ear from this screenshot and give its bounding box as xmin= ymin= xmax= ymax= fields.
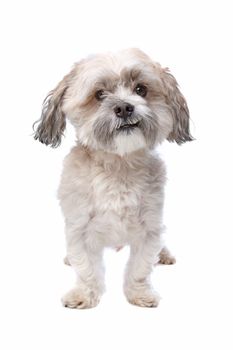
xmin=33 ymin=72 xmax=71 ymax=148
xmin=161 ymin=68 xmax=194 ymax=144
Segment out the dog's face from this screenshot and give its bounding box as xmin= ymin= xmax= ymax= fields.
xmin=34 ymin=48 xmax=193 ymax=154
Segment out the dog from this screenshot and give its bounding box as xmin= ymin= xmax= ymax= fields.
xmin=33 ymin=48 xmax=193 ymax=308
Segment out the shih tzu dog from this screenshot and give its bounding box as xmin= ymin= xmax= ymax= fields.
xmin=33 ymin=48 xmax=193 ymax=308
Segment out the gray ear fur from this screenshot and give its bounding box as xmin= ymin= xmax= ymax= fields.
xmin=33 ymin=75 xmax=69 ymax=148
xmin=162 ymin=68 xmax=194 ymax=145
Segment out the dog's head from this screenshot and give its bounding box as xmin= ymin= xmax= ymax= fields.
xmin=34 ymin=48 xmax=193 ymax=155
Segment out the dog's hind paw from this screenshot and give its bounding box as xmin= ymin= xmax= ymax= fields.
xmin=63 ymin=256 xmax=71 ymax=266
xmin=158 ymin=247 xmax=176 ymax=265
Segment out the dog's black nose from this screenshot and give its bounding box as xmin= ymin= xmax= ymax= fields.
xmin=114 ymin=103 xmax=134 ymax=118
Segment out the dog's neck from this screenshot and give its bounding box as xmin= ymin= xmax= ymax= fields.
xmin=79 ymin=144 xmax=152 ymax=171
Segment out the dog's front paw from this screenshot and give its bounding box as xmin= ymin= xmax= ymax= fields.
xmin=125 ymin=288 xmax=160 ymax=308
xmin=62 ymin=288 xmax=100 ymax=309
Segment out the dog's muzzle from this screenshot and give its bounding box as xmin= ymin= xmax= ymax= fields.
xmin=113 ymin=102 xmax=140 ymax=131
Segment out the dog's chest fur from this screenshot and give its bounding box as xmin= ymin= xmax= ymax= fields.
xmin=91 ymin=161 xmax=144 ymax=217
xmin=59 ymin=146 xmax=165 ymax=245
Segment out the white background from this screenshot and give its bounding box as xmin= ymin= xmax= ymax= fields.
xmin=0 ymin=0 xmax=232 ymax=349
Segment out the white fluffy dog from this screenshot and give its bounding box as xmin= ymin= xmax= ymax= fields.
xmin=34 ymin=48 xmax=193 ymax=308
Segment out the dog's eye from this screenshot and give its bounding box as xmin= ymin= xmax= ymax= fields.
xmin=95 ymin=90 xmax=106 ymax=101
xmin=135 ymin=84 xmax=147 ymax=97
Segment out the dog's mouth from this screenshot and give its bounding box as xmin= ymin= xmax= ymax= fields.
xmin=117 ymin=121 xmax=140 ymax=131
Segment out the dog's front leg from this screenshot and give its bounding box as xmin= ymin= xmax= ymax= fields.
xmin=124 ymin=232 xmax=162 ymax=307
xmin=62 ymin=224 xmax=105 ymax=309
